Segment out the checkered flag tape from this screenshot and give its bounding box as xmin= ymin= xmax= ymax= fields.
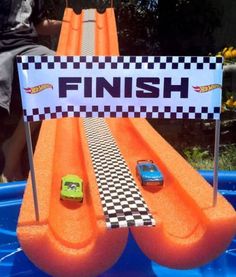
xmin=83 ymin=118 xmax=155 ymax=228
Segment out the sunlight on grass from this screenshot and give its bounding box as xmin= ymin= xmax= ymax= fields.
xmin=183 ymin=145 xmax=236 ymax=170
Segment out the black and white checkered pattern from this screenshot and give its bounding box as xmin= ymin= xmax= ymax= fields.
xmin=83 ymin=118 xmax=155 ymax=228
xmin=22 ymin=105 xmax=221 ymax=121
xmin=17 ymin=55 xmax=223 ymax=71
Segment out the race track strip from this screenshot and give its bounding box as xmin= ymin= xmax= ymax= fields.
xmin=83 ymin=118 xmax=155 ymax=228
xmin=81 ymin=9 xmax=154 ymax=228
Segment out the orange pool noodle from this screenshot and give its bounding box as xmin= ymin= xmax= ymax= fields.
xmin=17 ymin=9 xmax=128 ymax=277
xmin=93 ymin=9 xmax=236 ymax=268
xmin=107 ymin=118 xmax=236 ymax=268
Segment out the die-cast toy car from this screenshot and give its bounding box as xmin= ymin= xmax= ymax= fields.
xmin=136 ymin=160 xmax=164 ymax=186
xmin=60 ymin=174 xmax=83 ymax=202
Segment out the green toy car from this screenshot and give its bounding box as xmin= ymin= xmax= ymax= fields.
xmin=60 ymin=174 xmax=84 ymax=202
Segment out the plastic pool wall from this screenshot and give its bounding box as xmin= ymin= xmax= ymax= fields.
xmin=0 ymin=171 xmax=235 ymax=277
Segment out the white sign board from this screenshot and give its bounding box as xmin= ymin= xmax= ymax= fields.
xmin=17 ymin=56 xmax=223 ymax=122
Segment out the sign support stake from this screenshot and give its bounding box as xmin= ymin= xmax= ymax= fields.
xmin=24 ymin=122 xmax=39 ymax=221
xmin=213 ymin=119 xmax=221 ymax=206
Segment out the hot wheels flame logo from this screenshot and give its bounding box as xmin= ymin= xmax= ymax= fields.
xmin=24 ymin=83 xmax=53 ymax=94
xmin=193 ymin=84 xmax=221 ymax=93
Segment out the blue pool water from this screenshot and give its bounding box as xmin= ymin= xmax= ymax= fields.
xmin=0 ymin=175 xmax=235 ymax=277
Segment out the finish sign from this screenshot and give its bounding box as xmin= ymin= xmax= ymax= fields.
xmin=17 ymin=55 xmax=223 ymax=122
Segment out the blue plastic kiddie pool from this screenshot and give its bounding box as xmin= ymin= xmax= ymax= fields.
xmin=0 ymin=171 xmax=235 ymax=277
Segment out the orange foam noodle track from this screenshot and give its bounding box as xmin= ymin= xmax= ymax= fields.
xmin=17 ymin=9 xmax=128 ymax=277
xmin=17 ymin=7 xmax=236 ymax=276
xmin=107 ymin=118 xmax=236 ymax=268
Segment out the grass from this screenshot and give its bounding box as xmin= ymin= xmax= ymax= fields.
xmin=183 ymin=144 xmax=236 ymax=170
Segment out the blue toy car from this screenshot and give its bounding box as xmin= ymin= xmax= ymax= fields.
xmin=136 ymin=160 xmax=164 ymax=186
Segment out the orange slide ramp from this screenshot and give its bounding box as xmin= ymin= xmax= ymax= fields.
xmin=17 ymin=7 xmax=236 ymax=276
